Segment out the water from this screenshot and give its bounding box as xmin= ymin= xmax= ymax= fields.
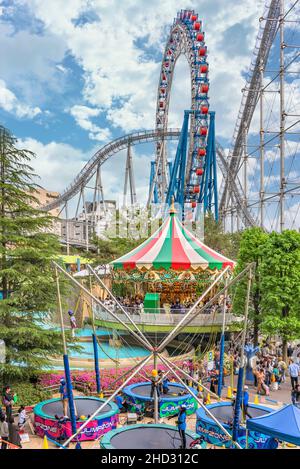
xmin=69 ymin=340 xmax=150 ymax=360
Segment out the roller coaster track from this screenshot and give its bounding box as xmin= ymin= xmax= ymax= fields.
xmin=42 ymin=128 xmax=249 ymax=220
xmin=42 ymin=129 xmax=180 ymax=211
xmin=219 ymin=0 xmax=281 ymax=220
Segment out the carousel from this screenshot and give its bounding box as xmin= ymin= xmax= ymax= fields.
xmin=109 ymin=202 xmax=235 ymax=315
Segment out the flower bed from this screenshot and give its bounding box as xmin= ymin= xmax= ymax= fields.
xmin=38 ymin=362 xmax=188 ymax=393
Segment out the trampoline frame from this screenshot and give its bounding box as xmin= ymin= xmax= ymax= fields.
xmin=100 ymin=423 xmax=200 ymax=449
xmin=196 ymin=402 xmax=273 ymax=449
xmin=123 ymin=381 xmax=198 ymax=418
xmin=34 ymin=396 xmax=119 ymax=441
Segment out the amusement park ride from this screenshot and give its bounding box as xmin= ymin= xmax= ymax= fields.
xmin=41 ymin=0 xmax=299 ymax=248
xmin=36 ymin=2 xmax=300 ymax=450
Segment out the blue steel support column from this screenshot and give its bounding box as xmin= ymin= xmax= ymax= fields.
xmin=198 ymin=111 xmax=218 ymax=220
xmin=166 ymin=110 xmax=190 ymax=208
xmin=92 ymin=333 xmax=101 ymax=394
xmin=63 ymin=354 xmax=77 ymax=435
xmin=232 ymin=366 xmax=244 ymax=443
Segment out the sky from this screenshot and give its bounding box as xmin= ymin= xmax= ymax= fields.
xmin=0 ymin=0 xmax=299 ymax=228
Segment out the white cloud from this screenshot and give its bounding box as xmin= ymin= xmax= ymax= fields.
xmin=18 ymin=137 xmax=90 ymax=193
xmin=0 ymin=79 xmax=41 ymax=118
xmin=16 ymin=0 xmax=265 ymax=138
xmin=69 ymin=105 xmax=111 ymax=142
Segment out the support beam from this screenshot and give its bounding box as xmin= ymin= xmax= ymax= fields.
xmin=158 ymin=353 xmax=242 ymax=449
xmin=157 ymin=267 xmax=230 ymax=352
xmin=87 ymin=264 xmax=152 ymax=349
xmin=279 ymin=0 xmax=286 ymax=232
xmin=52 ymin=262 xmax=153 ymax=352
xmin=62 ymin=354 xmax=153 ymax=447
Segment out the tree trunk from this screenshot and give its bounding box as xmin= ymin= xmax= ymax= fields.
xmin=282 ymin=338 xmax=288 ymax=364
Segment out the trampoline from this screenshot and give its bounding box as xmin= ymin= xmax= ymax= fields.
xmin=123 ymin=381 xmax=198 ymax=418
xmin=196 ymin=402 xmax=274 ymax=449
xmin=34 ymin=397 xmax=119 ymax=441
xmin=100 ymin=424 xmax=202 ymax=449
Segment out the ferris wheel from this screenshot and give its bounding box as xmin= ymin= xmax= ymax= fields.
xmin=150 ymin=9 xmax=216 ymax=217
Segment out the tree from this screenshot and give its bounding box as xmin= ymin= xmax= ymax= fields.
xmin=0 ymin=126 xmax=71 ymax=381
xmin=92 ymin=236 xmax=147 ymax=265
xmin=259 ymin=230 xmax=300 ymax=361
xmin=233 ymin=227 xmax=268 ymax=345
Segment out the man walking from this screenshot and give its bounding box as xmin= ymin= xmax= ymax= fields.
xmin=288 ymin=360 xmax=299 ymax=391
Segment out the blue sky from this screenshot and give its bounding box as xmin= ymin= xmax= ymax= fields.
xmin=0 ymin=0 xmax=299 ymax=229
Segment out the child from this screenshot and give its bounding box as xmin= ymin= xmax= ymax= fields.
xmin=18 ymin=406 xmax=27 ymax=429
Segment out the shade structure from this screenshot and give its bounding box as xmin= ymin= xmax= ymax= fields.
xmin=111 ymin=211 xmax=234 ymax=272
xmin=246 ymin=404 xmax=300 ymax=446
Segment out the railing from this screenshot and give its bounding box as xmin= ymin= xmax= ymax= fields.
xmin=93 ymin=304 xmax=241 ymax=327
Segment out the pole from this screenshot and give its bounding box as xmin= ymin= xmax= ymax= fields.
xmin=279 ymin=0 xmax=285 ymax=232
xmin=159 ymin=354 xmax=221 ymax=401
xmin=218 ymin=276 xmax=229 ymax=397
xmin=158 ymin=353 xmax=242 ymax=449
xmin=243 ymin=122 xmax=248 ymax=216
xmin=52 ymin=262 xmax=153 ymax=351
xmin=232 ymin=266 xmax=252 ymax=444
xmin=87 ymin=264 xmax=152 ymax=349
xmin=259 ymin=58 xmax=265 ymax=228
xmin=153 ymin=352 xmax=159 ymax=423
xmin=92 ymin=333 xmax=101 ymax=394
xmin=55 ymin=267 xmax=77 ymax=435
xmin=65 ymin=202 xmax=69 ymax=256
xmin=62 ymin=353 xmax=153 ymax=447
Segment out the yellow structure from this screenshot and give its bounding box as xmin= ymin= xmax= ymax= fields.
xmin=43 ymin=435 xmax=49 ymax=449
xmin=254 ymin=394 xmax=260 ymax=405
xmin=227 ymin=386 xmax=232 ymax=399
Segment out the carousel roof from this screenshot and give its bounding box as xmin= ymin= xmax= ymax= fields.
xmin=111 ymin=209 xmax=235 ymax=272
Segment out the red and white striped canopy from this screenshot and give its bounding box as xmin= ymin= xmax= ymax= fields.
xmin=111 ymin=211 xmax=235 ymax=272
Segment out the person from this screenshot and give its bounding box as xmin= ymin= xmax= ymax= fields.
xmin=68 ymin=310 xmax=77 ymax=338
xmin=54 ymin=415 xmax=69 ymax=442
xmin=157 ymin=370 xmax=164 ymax=394
xmin=59 ymin=378 xmax=69 ymax=417
xmin=177 ymin=404 xmax=187 ymax=449
xmin=2 ymin=386 xmax=14 ymax=421
xmin=291 ymin=384 xmax=300 ymax=407
xmin=8 ymin=417 xmax=21 ymax=448
xmin=0 ymin=416 xmax=9 ymax=450
xmin=287 ymin=344 xmax=294 ymax=358
xmin=17 ymin=406 xmax=27 ymax=429
xmin=162 ymin=376 xmax=170 ymax=394
xmin=150 ymin=369 xmax=160 ymax=398
xmin=242 ymin=386 xmax=252 ymax=419
xmin=288 ymin=360 xmax=299 ymax=391
xmin=115 ymin=392 xmax=128 ymax=413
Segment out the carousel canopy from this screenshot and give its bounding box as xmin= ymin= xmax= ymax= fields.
xmin=111 ymin=210 xmax=235 ymax=272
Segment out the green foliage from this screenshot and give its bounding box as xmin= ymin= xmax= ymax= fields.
xmin=233 ymin=228 xmax=300 ymax=351
xmin=204 ymin=212 xmax=241 ymax=260
xmin=0 ymin=125 xmax=73 ymax=381
xmin=9 ymin=382 xmax=51 ymax=406
xmin=259 ymin=230 xmax=300 ymax=348
xmin=92 ymin=236 xmax=147 ymax=265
